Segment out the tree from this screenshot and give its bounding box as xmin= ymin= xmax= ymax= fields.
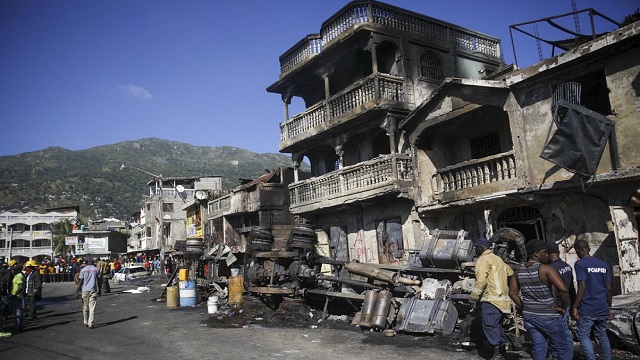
xmin=52 ymin=219 xmax=73 ymax=256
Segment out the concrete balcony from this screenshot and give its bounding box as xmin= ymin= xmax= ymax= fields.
xmin=431 ymin=151 xmax=518 ymax=203
xmin=279 ymin=0 xmax=500 ymax=76
xmin=1 ymin=246 xmax=52 ymax=258
xmin=289 ymin=154 xmax=413 ymax=213
xmin=279 ymin=74 xmax=406 ymax=149
xmin=207 ymin=183 xmax=287 ymax=219
xmin=0 ymin=230 xmax=52 ymax=240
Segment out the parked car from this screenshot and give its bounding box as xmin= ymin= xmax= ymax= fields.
xmin=113 ymin=266 xmax=151 ymax=283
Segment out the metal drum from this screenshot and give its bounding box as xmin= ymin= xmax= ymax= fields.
xmin=419 ymin=229 xmax=474 ymax=268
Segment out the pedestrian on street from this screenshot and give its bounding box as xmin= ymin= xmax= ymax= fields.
xmin=0 ymin=260 xmax=12 ymax=322
xmin=572 ymin=239 xmax=612 ymax=360
xmin=24 ymin=260 xmax=43 ymax=320
xmin=76 ymin=258 xmax=101 ymax=329
xmin=96 ymin=258 xmax=111 ymax=293
xmin=469 ymin=237 xmax=514 ymax=360
xmin=9 ymin=264 xmax=25 ymax=334
xmin=546 ymin=241 xmax=575 ymax=353
xmin=509 ymin=239 xmax=572 ymax=360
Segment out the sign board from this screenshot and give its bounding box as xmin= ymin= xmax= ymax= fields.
xmin=65 ymin=236 xmax=78 ymax=245
xmin=87 ymin=238 xmax=105 ymax=249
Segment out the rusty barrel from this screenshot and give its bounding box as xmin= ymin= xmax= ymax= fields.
xmin=166 ymin=286 xmax=179 ymax=308
xmin=228 ymin=275 xmax=244 ymax=305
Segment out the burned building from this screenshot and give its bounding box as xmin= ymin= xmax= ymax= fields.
xmin=401 ymin=16 xmax=640 ymax=295
xmin=267 ymin=0 xmax=503 ymax=266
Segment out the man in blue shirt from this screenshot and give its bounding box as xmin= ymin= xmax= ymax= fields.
xmin=572 ymin=239 xmax=612 ymax=360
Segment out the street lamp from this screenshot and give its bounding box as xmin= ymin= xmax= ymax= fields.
xmin=120 ymin=164 xmax=161 ymax=179
xmin=120 ymin=164 xmax=165 ymax=268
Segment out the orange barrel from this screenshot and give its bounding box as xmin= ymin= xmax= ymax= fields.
xmin=179 ymin=269 xmax=189 ymax=281
xmin=166 ymin=286 xmax=179 ymax=308
xmin=228 ymin=276 xmax=244 ymax=305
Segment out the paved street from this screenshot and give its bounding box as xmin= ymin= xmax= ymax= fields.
xmin=0 ymin=278 xmax=637 ymax=360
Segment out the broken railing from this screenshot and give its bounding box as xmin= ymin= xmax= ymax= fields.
xmin=279 ymin=0 xmax=500 ymax=75
xmin=432 ymin=151 xmax=516 ymax=195
xmin=289 ymin=154 xmax=412 ymax=206
xmin=280 ymin=73 xmax=404 ymax=141
xmin=207 ymin=194 xmax=231 ymax=217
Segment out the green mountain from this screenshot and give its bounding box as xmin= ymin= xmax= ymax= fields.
xmin=0 ymin=138 xmax=300 ymax=221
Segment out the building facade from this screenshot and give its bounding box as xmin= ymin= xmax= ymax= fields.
xmin=131 ymin=176 xmax=222 ymax=257
xmin=0 ymin=209 xmax=78 ymax=263
xmin=267 ymin=0 xmax=504 ymax=265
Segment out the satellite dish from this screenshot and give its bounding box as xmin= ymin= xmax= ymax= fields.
xmin=176 ymin=185 xmax=185 ymax=193
xmin=195 ymin=191 xmax=207 ymax=200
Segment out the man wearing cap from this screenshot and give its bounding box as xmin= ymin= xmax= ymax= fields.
xmin=509 ymin=239 xmax=572 ymax=360
xmin=572 ymin=239 xmax=612 ymax=360
xmin=24 ymin=260 xmax=42 ymax=320
xmin=547 ymin=241 xmax=575 ymax=353
xmin=470 ymin=237 xmax=514 ymax=360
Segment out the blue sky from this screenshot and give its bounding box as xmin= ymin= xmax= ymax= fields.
xmin=0 ymin=0 xmax=636 ymax=156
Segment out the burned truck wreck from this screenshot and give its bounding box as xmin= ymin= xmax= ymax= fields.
xmin=202 ymin=225 xmax=526 ymax=341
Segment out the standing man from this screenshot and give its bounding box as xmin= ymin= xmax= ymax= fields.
xmin=9 ymin=263 xmax=25 ymax=334
xmin=24 ymin=260 xmax=42 ymax=320
xmin=547 ymin=242 xmax=575 ymax=349
xmin=96 ymin=258 xmax=110 ymax=294
xmin=509 ymin=239 xmax=572 ymax=360
xmin=470 ymin=237 xmax=514 ymax=360
xmin=572 ymin=239 xmax=612 ymax=360
xmin=76 ymin=258 xmax=101 ymax=329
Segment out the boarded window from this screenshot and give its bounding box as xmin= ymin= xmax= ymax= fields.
xmin=420 ymin=51 xmax=444 ymax=82
xmin=163 ymin=203 xmax=174 ymax=212
xmin=470 ymin=131 xmax=501 ymax=158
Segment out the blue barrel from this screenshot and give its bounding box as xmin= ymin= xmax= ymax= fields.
xmin=179 ymin=280 xmax=197 ymax=306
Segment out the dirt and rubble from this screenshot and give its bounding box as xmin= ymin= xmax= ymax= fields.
xmin=124 ymin=275 xmax=640 ymax=360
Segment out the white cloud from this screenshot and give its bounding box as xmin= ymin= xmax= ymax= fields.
xmin=119 ymin=84 xmax=153 ymax=100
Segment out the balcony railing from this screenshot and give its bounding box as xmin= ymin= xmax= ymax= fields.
xmin=208 ymin=195 xmax=231 ymax=215
xmin=290 ymin=154 xmax=412 ymax=206
xmin=432 ymin=151 xmax=516 ymax=195
xmin=0 ymin=230 xmax=52 ymax=239
xmin=280 ymin=74 xmax=405 ymax=142
xmin=279 ymin=1 xmax=500 ymax=75
xmin=279 ymin=35 xmax=323 ymax=74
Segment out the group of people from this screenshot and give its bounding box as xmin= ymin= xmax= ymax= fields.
xmin=0 ymin=259 xmax=44 ymax=336
xmin=470 ymin=237 xmax=612 ymax=360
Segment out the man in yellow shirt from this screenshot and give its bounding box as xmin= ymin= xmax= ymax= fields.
xmin=470 ymin=237 xmax=514 ymax=360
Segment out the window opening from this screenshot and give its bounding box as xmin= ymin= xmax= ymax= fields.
xmin=470 ymin=131 xmax=501 ymax=159
xmin=420 ymin=51 xmax=444 ymax=82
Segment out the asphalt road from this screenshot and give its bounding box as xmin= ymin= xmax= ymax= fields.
xmin=0 ymin=278 xmax=637 ymax=360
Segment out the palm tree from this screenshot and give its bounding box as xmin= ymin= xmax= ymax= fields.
xmin=52 ymin=218 xmax=73 ymax=256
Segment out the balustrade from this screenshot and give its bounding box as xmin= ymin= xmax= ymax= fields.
xmin=434 ymin=152 xmax=516 ymax=195
xmin=280 ymin=1 xmax=500 ymax=75
xmin=280 ymin=74 xmax=404 ymax=141
xmin=290 ymin=154 xmax=412 ymax=206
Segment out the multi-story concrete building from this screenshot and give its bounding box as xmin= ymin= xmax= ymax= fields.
xmin=133 ymin=176 xmax=222 ymax=258
xmin=267 ymin=1 xmax=640 ymax=296
xmin=401 ymin=13 xmax=640 ymax=295
xmin=0 ymin=208 xmax=78 ymax=263
xmin=267 ymin=0 xmax=504 ymax=265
